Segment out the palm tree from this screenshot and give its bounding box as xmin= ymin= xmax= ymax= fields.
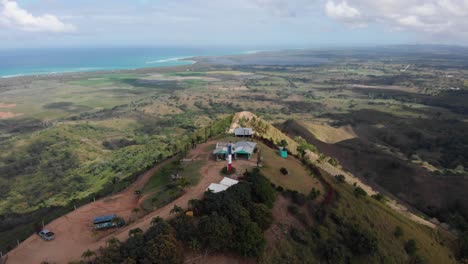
xmin=81 ymin=249 xmax=95 ymax=263
xmin=151 ymin=216 xmax=163 ymax=226
xmin=128 ymin=228 xmax=143 ymax=237
xmin=132 ymin=207 xmax=140 ymax=217
xmin=188 ymin=199 xmax=199 ymax=210
xmin=106 ymin=237 xmax=120 ymax=247
xmin=170 ymin=205 xmax=183 ymax=215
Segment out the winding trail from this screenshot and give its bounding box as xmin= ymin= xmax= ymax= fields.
xmin=6 ymin=140 xmax=243 ymax=264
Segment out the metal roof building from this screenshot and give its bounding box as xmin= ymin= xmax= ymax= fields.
xmin=212 ymin=141 xmax=257 ymax=160
xmin=207 ymin=183 xmax=229 ymax=193
xmin=234 ymin=127 xmax=254 ymax=137
xmin=207 ymin=177 xmax=240 ymax=193
xmin=220 ymin=177 xmax=239 ymax=187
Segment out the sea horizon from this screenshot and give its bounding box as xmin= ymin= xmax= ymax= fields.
xmin=0 ymin=47 xmax=267 ymax=78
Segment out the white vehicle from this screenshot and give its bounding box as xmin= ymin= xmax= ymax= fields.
xmin=38 ymin=229 xmax=55 ymax=241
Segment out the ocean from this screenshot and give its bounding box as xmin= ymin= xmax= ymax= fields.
xmin=0 ymin=47 xmax=247 ymax=78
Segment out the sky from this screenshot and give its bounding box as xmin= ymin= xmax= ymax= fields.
xmin=0 ymin=0 xmax=467 ymax=49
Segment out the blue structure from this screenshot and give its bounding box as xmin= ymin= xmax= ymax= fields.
xmin=93 ymin=214 xmax=124 ymax=230
xmin=279 ymin=147 xmax=288 ymax=158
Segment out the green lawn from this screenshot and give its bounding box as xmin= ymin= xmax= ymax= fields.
xmin=258 ymin=142 xmax=324 ymax=195
xmin=141 ymin=158 xmax=206 ymax=211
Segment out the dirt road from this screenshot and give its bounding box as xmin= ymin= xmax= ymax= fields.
xmin=6 ymin=141 xmax=250 ymax=264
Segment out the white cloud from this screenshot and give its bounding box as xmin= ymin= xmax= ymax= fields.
xmin=324 ymin=0 xmax=468 ymax=38
xmin=0 ymin=0 xmax=75 ymax=32
xmin=325 ymin=1 xmax=367 ymax=27
xmin=325 ymin=1 xmax=360 ymax=19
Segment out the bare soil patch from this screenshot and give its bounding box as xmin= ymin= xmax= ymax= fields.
xmin=0 ymin=112 xmax=22 ymax=119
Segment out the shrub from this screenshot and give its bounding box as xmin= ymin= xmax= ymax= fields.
xmin=371 ymin=193 xmax=385 ymax=202
xmin=280 ymin=167 xmax=289 ymax=175
xmin=249 ymin=203 xmax=273 ymax=230
xmin=347 ymin=227 xmax=378 ymax=255
xmin=308 ymin=188 xmax=321 ymax=200
xmin=288 ymin=205 xmax=300 ymax=215
xmin=198 ymin=213 xmax=233 ymax=251
xmin=394 ymin=226 xmax=404 ymax=238
xmin=244 ymin=170 xmax=276 ymax=208
xmin=291 ymin=192 xmax=307 ymax=206
xmin=290 ymin=228 xmax=308 ymax=244
xmin=335 ymin=174 xmax=346 ymax=183
xmin=221 ymin=166 xmax=236 ymax=175
xmin=328 ymin=158 xmax=339 ymax=166
xmin=405 ymin=239 xmax=418 ymax=256
xmin=353 ymin=187 xmax=367 ymax=197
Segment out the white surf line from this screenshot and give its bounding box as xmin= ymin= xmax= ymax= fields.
xmin=146 ymin=57 xmax=194 ymax=64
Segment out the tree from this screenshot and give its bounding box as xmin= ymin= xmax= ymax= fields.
xmin=279 ymin=139 xmax=289 ymax=148
xmin=245 ymin=170 xmax=276 ymax=208
xmin=231 ymin=221 xmax=266 ymax=258
xmin=132 ymin=208 xmax=141 ymax=218
xmin=308 ymin=188 xmax=321 ymax=200
xmin=170 ymin=215 xmax=197 ymax=241
xmin=170 ymin=205 xmax=184 ymax=215
xmin=81 ymin=249 xmax=96 ymax=263
xmin=106 ymin=237 xmax=120 ymax=247
xmin=121 ymin=258 xmax=137 ymax=264
xmin=151 ymin=216 xmax=163 ymax=226
xmin=335 ymin=174 xmax=346 ymax=183
xmin=295 ymin=136 xmax=318 ymax=157
xmin=405 ymin=239 xmax=418 ymax=256
xmin=121 ymin=235 xmax=145 ymax=261
xmin=318 ymin=239 xmax=350 ymax=264
xmin=143 ymin=234 xmax=184 ymax=264
xmin=347 ymin=227 xmax=378 ymax=255
xmin=146 ymin=218 xmax=171 ymax=240
xmin=198 ymin=213 xmax=233 ymax=251
xmin=371 ymin=193 xmax=385 ymax=202
xmin=280 ymin=167 xmax=289 ymax=175
xmin=249 ymin=203 xmax=273 ymax=230
xmin=394 ymin=226 xmax=404 ymax=238
xmin=353 ymin=187 xmax=367 ymax=197
xmin=129 ymin=228 xmax=143 ymax=237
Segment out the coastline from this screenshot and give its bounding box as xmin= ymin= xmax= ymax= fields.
xmin=0 ymin=57 xmax=198 ymax=80
xmin=0 ymin=48 xmax=283 ymax=80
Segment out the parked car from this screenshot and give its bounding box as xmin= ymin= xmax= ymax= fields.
xmin=38 ymin=229 xmax=55 ymax=241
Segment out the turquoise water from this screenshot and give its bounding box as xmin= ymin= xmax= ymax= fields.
xmin=0 ymin=47 xmax=246 ymax=78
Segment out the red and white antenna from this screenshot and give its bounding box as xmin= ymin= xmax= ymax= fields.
xmin=227 ymin=142 xmax=233 ymax=171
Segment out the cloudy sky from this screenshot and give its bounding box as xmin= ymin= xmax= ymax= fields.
xmin=0 ymin=0 xmax=467 ymax=49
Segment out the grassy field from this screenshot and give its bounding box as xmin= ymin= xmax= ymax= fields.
xmin=258 ymin=142 xmax=323 ymax=195
xmin=141 ymin=159 xmax=207 ymax=211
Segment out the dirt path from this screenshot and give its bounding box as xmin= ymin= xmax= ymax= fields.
xmin=6 ymin=140 xmax=238 ymax=264
xmin=306 ymin=150 xmax=436 ymax=229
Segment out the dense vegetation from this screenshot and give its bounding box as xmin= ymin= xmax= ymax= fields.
xmin=77 ymin=169 xmax=276 ymax=263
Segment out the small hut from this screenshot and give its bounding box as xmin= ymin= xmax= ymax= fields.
xmin=279 ymin=147 xmax=288 ymax=158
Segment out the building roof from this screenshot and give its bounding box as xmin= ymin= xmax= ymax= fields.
xmin=93 ymin=214 xmax=117 ymax=224
xmin=234 ymin=141 xmax=257 ymax=155
xmin=207 ymin=183 xmax=229 ymax=193
xmin=213 ymin=141 xmax=257 ymax=155
xmin=220 ymin=177 xmax=239 ymax=187
xmin=234 ymin=127 xmax=254 ymax=136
